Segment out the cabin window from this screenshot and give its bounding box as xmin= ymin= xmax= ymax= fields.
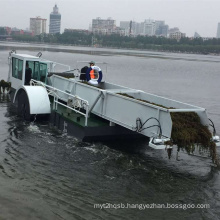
xmin=39 ymin=63 xmax=47 ymax=83
xmin=25 ymin=61 xmax=47 ymax=82
xmin=12 ymin=58 xmax=23 ymax=80
xmin=34 ymin=62 xmax=39 ymax=80
xmin=27 ymin=61 xmax=38 ymax=80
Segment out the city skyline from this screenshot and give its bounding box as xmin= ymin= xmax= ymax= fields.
xmin=0 ymin=0 xmax=220 ymax=37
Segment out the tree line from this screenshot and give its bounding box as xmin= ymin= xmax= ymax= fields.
xmin=9 ymin=31 xmax=220 ymax=54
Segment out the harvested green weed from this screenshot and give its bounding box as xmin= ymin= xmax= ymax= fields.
xmin=117 ymin=93 xmax=218 ymax=164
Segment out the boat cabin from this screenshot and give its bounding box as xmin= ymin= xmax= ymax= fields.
xmin=9 ymin=53 xmax=49 ymax=91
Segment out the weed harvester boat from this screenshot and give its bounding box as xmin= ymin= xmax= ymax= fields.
xmin=6 ymin=51 xmax=220 ymax=151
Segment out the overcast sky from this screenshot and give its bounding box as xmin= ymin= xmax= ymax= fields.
xmin=0 ymin=0 xmax=219 ymax=37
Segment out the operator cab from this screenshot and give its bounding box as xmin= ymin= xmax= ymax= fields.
xmin=9 ymin=53 xmax=49 ymax=91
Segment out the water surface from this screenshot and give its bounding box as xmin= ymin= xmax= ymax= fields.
xmin=0 ymin=44 xmax=220 ymax=219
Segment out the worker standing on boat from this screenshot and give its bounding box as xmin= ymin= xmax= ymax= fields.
xmin=83 ymin=60 xmax=102 ymax=85
xmin=89 ymin=61 xmax=96 ymax=79
xmin=25 ymin=62 xmax=32 ymax=85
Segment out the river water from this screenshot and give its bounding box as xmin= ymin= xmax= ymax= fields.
xmin=0 ymin=42 xmax=220 ymax=220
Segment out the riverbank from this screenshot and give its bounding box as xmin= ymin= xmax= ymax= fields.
xmin=1 ymin=38 xmax=220 ymax=56
xmin=1 ymin=41 xmax=220 ymax=64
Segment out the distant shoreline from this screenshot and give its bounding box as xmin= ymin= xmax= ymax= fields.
xmin=0 ymin=41 xmax=219 ymax=59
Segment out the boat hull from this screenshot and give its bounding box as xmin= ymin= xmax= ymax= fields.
xmin=50 ymin=110 xmax=147 ymax=141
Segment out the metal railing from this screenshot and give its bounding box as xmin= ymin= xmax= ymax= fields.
xmin=30 ymin=79 xmax=89 ymax=126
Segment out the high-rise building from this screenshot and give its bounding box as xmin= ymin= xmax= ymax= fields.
xmin=120 ymin=21 xmax=130 ymax=36
xmin=141 ymin=19 xmax=156 ymax=36
xmin=49 ymin=4 xmax=61 ymax=34
xmin=161 ymin=25 xmax=169 ymax=37
xmin=120 ymin=21 xmax=140 ymax=36
xmin=30 ymin=17 xmax=47 ymax=35
xmin=92 ymin=17 xmax=116 ymax=35
xmin=216 ymin=23 xmax=220 ymax=38
xmin=155 ymin=21 xmax=169 ymax=37
xmin=120 ymin=19 xmax=168 ymax=37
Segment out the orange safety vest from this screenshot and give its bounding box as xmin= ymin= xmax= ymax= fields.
xmin=90 ymin=69 xmax=95 ymax=79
